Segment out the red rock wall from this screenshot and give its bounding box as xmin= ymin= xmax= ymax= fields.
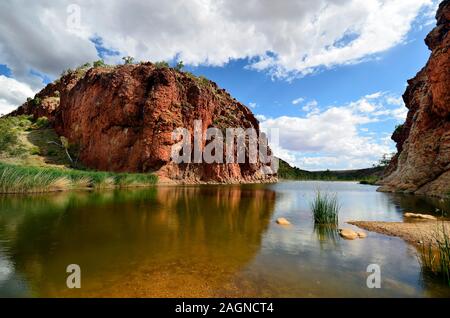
xmin=13 ymin=63 xmax=276 ymax=184
xmin=379 ymin=0 xmax=450 ymax=197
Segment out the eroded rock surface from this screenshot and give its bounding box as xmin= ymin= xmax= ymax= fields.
xmin=12 ymin=64 xmax=277 ymax=184
xmin=379 ymin=0 xmax=450 ymax=198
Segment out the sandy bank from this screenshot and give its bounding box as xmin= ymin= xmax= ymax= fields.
xmin=348 ymin=220 xmax=450 ymax=246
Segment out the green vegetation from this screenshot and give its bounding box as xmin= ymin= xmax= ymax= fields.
xmin=0 ymin=115 xmax=157 ymax=194
xmin=61 ymin=68 xmax=75 ymax=77
xmin=35 ymin=116 xmax=50 ymax=129
xmin=419 ymin=223 xmax=450 ymax=286
xmin=27 ymin=96 xmax=42 ymax=107
xmin=122 ymin=56 xmax=135 ymax=65
xmin=93 ymin=59 xmax=107 ymax=68
xmin=394 ymin=124 xmax=404 ymax=135
xmin=0 ymin=162 xmax=157 ymax=194
xmin=277 ymin=158 xmax=383 ymax=183
xmin=359 ymin=176 xmax=379 ymax=185
xmin=310 ymin=191 xmax=340 ymax=225
xmin=0 ymin=115 xmax=32 ymax=157
xmin=175 ymin=60 xmax=184 ymax=71
xmin=372 ymin=153 xmax=395 ymax=169
xmin=154 ymin=61 xmax=170 ymax=69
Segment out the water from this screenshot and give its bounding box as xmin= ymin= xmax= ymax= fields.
xmin=0 ymin=181 xmax=449 ymax=297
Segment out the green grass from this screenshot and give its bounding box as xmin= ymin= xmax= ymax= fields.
xmin=311 ymin=191 xmax=340 ymax=225
xmin=0 ymin=162 xmax=158 ymax=194
xmin=419 ymin=223 xmax=450 ymax=286
xmin=359 ymin=176 xmax=379 ymax=185
xmin=0 ymin=115 xmax=33 ymax=157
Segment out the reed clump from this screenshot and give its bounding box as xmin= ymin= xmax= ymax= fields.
xmin=419 ymin=223 xmax=450 ymax=286
xmin=311 ymin=191 xmax=340 ymax=225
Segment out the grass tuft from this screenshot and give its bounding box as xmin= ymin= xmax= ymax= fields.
xmin=311 ymin=191 xmax=340 ymax=225
xmin=0 ymin=162 xmax=158 ymax=194
xmin=419 ymin=222 xmax=450 ymax=286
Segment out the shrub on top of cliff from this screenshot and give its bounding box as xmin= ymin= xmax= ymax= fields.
xmin=93 ymin=59 xmax=107 ymax=68
xmin=61 ymin=68 xmax=74 ymax=77
xmin=28 ymin=96 xmax=41 ymax=107
xmin=122 ymin=56 xmax=135 ymax=65
xmin=154 ymin=61 xmax=169 ymax=69
xmin=79 ymin=62 xmax=91 ymax=69
xmin=393 ymin=124 xmax=404 ymax=135
xmin=175 ymin=60 xmax=184 ymax=71
xmin=196 ymin=75 xmax=213 ymax=91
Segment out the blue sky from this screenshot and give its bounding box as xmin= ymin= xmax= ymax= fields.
xmin=0 ymin=0 xmax=440 ymax=170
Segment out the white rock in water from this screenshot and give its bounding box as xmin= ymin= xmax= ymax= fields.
xmin=276 ymin=218 xmax=291 ymax=225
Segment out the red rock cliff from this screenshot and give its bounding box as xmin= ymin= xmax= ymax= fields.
xmin=379 ymin=0 xmax=450 ymax=197
xmin=13 ymin=64 xmax=277 ymax=184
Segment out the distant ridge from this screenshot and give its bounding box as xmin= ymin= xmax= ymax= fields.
xmin=277 ymin=158 xmax=384 ymax=182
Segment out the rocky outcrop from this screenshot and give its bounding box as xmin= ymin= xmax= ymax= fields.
xmin=379 ymin=0 xmax=450 ymax=198
xmin=12 ymin=64 xmax=277 ymax=184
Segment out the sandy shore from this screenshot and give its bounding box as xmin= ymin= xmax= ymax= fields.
xmin=348 ymin=220 xmax=450 ymax=246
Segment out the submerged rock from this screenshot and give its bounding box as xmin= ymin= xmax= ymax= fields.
xmin=276 ymin=218 xmax=291 ymax=225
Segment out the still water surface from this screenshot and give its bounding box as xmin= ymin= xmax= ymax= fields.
xmin=0 ymin=181 xmax=449 ymax=297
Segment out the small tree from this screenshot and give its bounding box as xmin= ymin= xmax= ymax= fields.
xmin=60 ymin=136 xmax=73 ymax=164
xmin=93 ymin=59 xmax=106 ymax=68
xmin=122 ymin=56 xmax=135 ymax=65
xmin=175 ymin=60 xmax=184 ymax=71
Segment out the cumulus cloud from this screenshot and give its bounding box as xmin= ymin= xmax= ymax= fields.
xmin=0 ymin=75 xmax=35 ymax=116
xmin=302 ymin=100 xmax=320 ymax=115
xmin=260 ymin=92 xmax=406 ymax=170
xmin=0 ymin=0 xmax=435 ymax=85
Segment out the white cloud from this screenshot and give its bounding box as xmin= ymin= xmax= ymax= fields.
xmin=386 ymin=96 xmax=404 ymax=105
xmin=0 ymin=0 xmax=434 ymax=85
xmin=292 ymin=97 xmax=304 ymax=105
xmin=302 ymin=100 xmax=320 ymax=115
xmin=365 ymin=92 xmax=383 ymax=99
xmin=260 ymin=92 xmax=406 ymax=170
xmin=248 ymin=102 xmax=257 ymax=109
xmin=0 ymin=75 xmax=35 ymax=116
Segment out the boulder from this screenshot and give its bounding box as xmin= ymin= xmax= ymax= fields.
xmin=339 ymin=228 xmax=358 ymax=240
xmin=276 ymin=218 xmax=291 ymax=225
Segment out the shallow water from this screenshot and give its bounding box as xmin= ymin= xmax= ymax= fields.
xmin=0 ymin=181 xmax=449 ymax=297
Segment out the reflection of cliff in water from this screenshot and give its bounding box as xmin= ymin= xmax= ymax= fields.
xmin=386 ymin=193 xmax=450 ymax=217
xmin=0 ymin=186 xmax=276 ymax=297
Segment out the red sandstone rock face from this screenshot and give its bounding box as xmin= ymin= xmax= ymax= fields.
xmin=379 ymin=0 xmax=450 ymax=197
xmin=13 ymin=63 xmax=276 ymax=184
